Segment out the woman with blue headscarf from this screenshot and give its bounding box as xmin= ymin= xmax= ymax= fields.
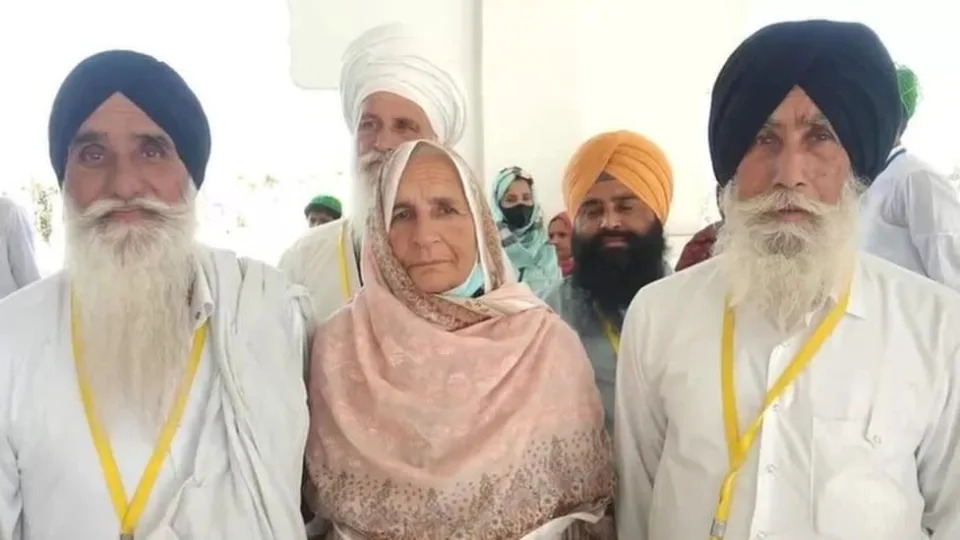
xmin=490 ymin=166 xmax=561 ymax=294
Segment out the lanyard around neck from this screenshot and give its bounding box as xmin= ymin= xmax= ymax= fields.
xmin=337 ymin=221 xmax=353 ymax=301
xmin=600 ymin=314 xmax=620 ymax=355
xmin=71 ymin=296 xmax=208 ymax=539
xmin=709 ymin=288 xmax=850 ymax=540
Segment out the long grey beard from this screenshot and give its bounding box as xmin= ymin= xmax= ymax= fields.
xmin=66 ymin=196 xmax=199 ymax=435
xmin=715 ymin=180 xmax=861 ymax=333
xmin=351 ymin=149 xmax=390 ymax=230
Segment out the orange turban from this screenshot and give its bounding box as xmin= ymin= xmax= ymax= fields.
xmin=562 ymin=130 xmax=673 ymax=224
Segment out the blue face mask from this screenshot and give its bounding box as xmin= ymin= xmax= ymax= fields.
xmin=443 ymin=262 xmax=484 ymax=298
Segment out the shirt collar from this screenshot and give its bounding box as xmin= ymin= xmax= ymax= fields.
xmin=722 ymin=255 xmax=866 ymax=325
xmin=843 ymin=256 xmax=867 ymax=320
xmin=804 ymin=257 xmax=866 ymax=324
xmin=189 ymin=260 xmax=215 ymax=328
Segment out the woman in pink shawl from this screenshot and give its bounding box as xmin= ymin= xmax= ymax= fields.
xmin=305 ymin=140 xmax=613 ymax=540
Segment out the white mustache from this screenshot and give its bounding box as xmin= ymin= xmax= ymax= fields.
xmin=357 ymin=149 xmax=390 ymax=174
xmin=736 ymin=187 xmax=834 ymax=221
xmin=72 ymin=197 xmax=189 ymax=227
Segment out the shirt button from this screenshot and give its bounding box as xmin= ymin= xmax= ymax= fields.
xmin=771 ymin=402 xmax=781 ymax=412
xmin=755 ymin=532 xmax=768 ymax=540
xmin=766 ymin=464 xmax=778 ymax=475
xmin=871 ymin=434 xmax=883 ymax=446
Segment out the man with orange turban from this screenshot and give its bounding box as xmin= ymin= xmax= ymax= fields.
xmin=541 ymin=130 xmax=673 ymax=432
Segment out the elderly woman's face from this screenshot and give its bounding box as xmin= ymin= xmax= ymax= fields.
xmin=388 ymin=150 xmax=478 ymax=293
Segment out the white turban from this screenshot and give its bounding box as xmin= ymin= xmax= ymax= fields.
xmin=339 ymin=23 xmax=467 ymax=147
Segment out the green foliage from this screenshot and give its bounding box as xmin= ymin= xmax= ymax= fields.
xmin=28 ymin=179 xmax=58 ymax=244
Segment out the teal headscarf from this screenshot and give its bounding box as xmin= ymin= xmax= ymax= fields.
xmin=490 ymin=167 xmax=560 ymax=294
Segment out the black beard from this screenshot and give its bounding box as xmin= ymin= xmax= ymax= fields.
xmin=571 ymin=222 xmax=667 ymax=318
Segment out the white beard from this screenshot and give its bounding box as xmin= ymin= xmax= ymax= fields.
xmin=350 ymin=149 xmax=390 ymax=231
xmin=66 ymin=195 xmax=198 ymax=435
xmin=714 ymin=179 xmax=861 ymax=333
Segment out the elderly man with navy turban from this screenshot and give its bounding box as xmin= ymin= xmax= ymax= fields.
xmin=0 ymin=50 xmax=310 ymax=539
xmin=614 ymin=20 xmax=960 ymax=540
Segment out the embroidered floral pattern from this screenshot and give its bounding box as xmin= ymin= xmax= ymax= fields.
xmin=312 ymin=430 xmax=612 ymax=540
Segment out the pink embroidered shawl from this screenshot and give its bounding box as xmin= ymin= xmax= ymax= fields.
xmin=305 ymin=141 xmax=612 ymax=539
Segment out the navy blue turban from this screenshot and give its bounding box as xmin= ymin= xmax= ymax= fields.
xmin=709 ymin=20 xmax=900 ymax=186
xmin=48 ymin=50 xmax=211 ymax=188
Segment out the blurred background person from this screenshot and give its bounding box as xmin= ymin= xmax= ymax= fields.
xmin=548 ymin=211 xmax=575 ymax=276
xmin=0 ymin=196 xmax=41 ymax=299
xmin=489 ymin=166 xmax=560 ymax=294
xmin=303 ymin=194 xmax=342 ymax=227
xmin=859 ymin=64 xmax=960 ymax=291
xmin=675 ymin=184 xmax=723 ymax=271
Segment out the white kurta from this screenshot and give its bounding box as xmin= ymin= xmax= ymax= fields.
xmin=278 ymin=218 xmax=361 ymax=324
xmin=0 ymin=246 xmax=311 ymax=540
xmin=0 ymin=197 xmax=40 ymax=299
xmin=615 ymin=253 xmax=960 ymax=540
xmin=860 ymin=146 xmax=960 ymax=291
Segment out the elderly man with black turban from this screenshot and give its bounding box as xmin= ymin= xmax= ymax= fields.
xmin=0 ymin=50 xmax=310 ymax=540
xmin=614 ymin=20 xmax=960 ymax=540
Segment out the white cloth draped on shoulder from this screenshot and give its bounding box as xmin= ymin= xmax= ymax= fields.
xmin=145 ymin=248 xmax=311 ymax=540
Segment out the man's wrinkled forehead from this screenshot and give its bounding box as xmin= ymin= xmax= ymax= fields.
xmin=360 ymin=91 xmax=433 ymax=126
xmin=68 ymin=93 xmax=180 ymax=159
xmin=760 ymin=88 xmax=836 ymax=133
xmin=72 ymin=93 xmax=168 ymax=136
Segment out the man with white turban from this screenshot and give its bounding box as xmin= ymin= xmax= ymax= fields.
xmin=279 ymin=23 xmax=467 ymax=322
xmin=0 ymin=50 xmax=310 ymax=539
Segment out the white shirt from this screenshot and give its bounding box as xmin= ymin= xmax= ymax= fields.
xmin=0 ymin=198 xmax=40 ymax=299
xmin=861 ymin=146 xmax=960 ymax=291
xmin=278 ymin=218 xmax=361 ymax=324
xmin=0 ymin=248 xmax=310 ymax=539
xmin=615 ymin=253 xmax=960 ymax=540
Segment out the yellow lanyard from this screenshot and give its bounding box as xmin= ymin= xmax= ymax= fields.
xmin=337 ymin=222 xmax=353 ymax=301
xmin=600 ymin=316 xmax=620 ymax=355
xmin=709 ymin=289 xmax=850 ymax=540
xmin=71 ymin=299 xmax=208 ymax=539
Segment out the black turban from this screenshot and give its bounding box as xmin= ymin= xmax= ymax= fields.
xmin=48 ymin=50 xmax=211 ymax=188
xmin=709 ymin=20 xmax=900 ymax=186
